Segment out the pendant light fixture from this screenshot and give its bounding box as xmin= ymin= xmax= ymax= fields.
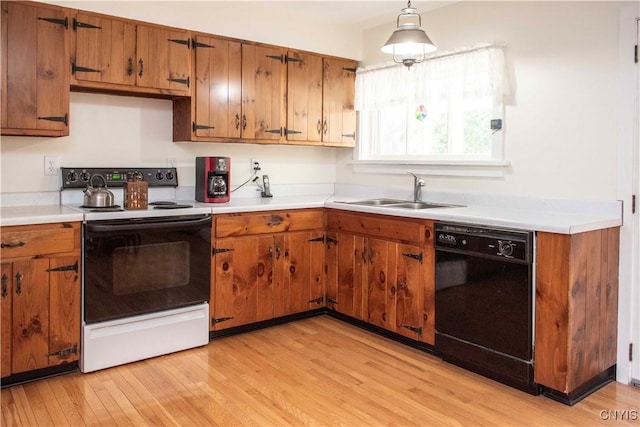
xmin=381 ymin=1 xmax=437 ymax=68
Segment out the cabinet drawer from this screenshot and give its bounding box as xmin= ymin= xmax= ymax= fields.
xmin=215 ymin=209 xmax=324 ymax=237
xmin=326 ymin=210 xmax=431 ymax=244
xmin=1 ymin=223 xmax=80 ymax=258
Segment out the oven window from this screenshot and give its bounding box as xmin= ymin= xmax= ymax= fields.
xmin=113 ymin=242 xmax=190 ymax=295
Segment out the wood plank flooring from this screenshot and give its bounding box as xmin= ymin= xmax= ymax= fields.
xmin=2 ymin=315 xmax=639 ymax=426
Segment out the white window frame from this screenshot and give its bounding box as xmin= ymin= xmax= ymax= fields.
xmin=351 ymin=45 xmax=511 ymax=177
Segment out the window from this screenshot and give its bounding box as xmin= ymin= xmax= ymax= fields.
xmin=354 ymin=45 xmax=510 ymax=176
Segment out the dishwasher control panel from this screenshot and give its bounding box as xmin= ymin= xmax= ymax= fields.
xmin=435 ymin=222 xmax=532 ymax=262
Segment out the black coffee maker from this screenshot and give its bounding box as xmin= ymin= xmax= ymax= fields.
xmin=196 ymin=157 xmax=230 ymax=203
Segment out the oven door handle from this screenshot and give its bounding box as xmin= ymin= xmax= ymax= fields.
xmin=85 ymin=216 xmax=211 ymax=232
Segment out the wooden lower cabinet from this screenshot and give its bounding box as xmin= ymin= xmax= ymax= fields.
xmin=1 ymin=222 xmax=81 ymax=378
xmin=210 ymin=210 xmax=325 ymax=331
xmin=535 ymin=227 xmax=619 ymax=397
xmin=325 ymin=210 xmax=435 ymax=345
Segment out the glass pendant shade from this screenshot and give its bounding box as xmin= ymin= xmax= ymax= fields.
xmin=381 ymin=2 xmax=437 ymax=68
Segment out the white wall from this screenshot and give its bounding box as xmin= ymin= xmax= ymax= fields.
xmin=337 ymin=1 xmax=627 ymax=202
xmin=0 ymin=0 xmax=363 ymax=194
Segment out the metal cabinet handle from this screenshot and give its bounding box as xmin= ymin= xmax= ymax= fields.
xmin=138 ymin=58 xmax=144 ymax=77
xmin=127 ymin=57 xmax=133 ymax=76
xmin=1 ymin=241 xmax=25 ymax=248
xmin=323 ymin=120 xmax=328 ymax=135
xmin=1 ymin=274 xmax=7 ymax=298
xmin=15 ymin=272 xmax=23 ymax=296
xmin=275 ymin=244 xmax=281 ymax=260
xmin=242 ymin=114 xmax=247 ymax=131
xmin=267 ymin=216 xmax=282 ymax=227
xmin=235 ymin=114 xmax=240 ymax=130
xmin=317 ymin=120 xmax=322 ymax=135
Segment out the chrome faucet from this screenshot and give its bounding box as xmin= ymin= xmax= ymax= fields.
xmin=408 ymin=172 xmax=425 ymax=202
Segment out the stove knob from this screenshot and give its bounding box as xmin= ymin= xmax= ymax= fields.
xmin=66 ymin=171 xmax=78 ymax=182
xmin=80 ymin=172 xmax=90 ymax=182
xmin=134 ymin=171 xmax=144 ymax=181
xmin=498 ymin=241 xmax=514 ymax=257
xmin=166 ymin=171 xmax=174 ymax=181
xmin=155 ymin=171 xmax=164 ymax=180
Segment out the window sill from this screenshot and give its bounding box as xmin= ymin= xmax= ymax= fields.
xmin=348 ymin=159 xmax=510 ymax=178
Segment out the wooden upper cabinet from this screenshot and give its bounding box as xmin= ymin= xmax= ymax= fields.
xmin=241 ymin=44 xmax=286 ymax=141
xmin=1 ymin=1 xmax=70 ymax=137
xmin=71 ymin=11 xmax=191 ymax=96
xmin=73 ymin=12 xmax=136 ymax=86
xmin=135 ymin=25 xmax=191 ymax=92
xmin=322 ymin=57 xmax=357 ymax=147
xmin=286 ymin=53 xmax=357 ymax=146
xmin=286 ymin=50 xmax=323 ymax=143
xmin=192 ymin=35 xmax=242 ymax=138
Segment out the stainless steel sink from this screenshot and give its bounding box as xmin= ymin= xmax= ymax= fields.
xmin=343 ymin=198 xmax=406 ymax=206
xmin=387 ymin=202 xmax=456 ymax=209
xmin=340 ymin=199 xmax=464 ymax=210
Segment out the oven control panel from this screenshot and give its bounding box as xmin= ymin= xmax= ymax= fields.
xmin=61 ymin=167 xmax=179 ymax=188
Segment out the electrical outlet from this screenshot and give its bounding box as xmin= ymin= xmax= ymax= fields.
xmin=250 ymin=158 xmax=261 ymax=173
xmin=44 ymin=156 xmax=59 ymax=176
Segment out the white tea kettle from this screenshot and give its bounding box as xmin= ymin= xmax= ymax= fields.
xmin=83 ymin=174 xmax=115 ymax=207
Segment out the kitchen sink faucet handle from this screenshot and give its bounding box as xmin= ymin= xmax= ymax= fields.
xmin=408 ymin=171 xmax=425 ymax=202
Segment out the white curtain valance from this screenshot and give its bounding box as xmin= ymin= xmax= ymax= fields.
xmin=355 ymin=45 xmax=510 ymax=111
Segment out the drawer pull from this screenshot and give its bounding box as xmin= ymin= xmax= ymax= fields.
xmin=266 ymin=216 xmax=282 ymax=227
xmin=1 ymin=241 xmax=26 ymax=249
xmin=274 ymin=244 xmax=281 ymax=260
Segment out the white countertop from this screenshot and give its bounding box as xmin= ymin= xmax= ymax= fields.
xmin=324 ymin=198 xmax=621 ymax=235
xmin=0 ymin=190 xmax=622 ymax=234
xmin=0 ymin=205 xmax=85 ymax=227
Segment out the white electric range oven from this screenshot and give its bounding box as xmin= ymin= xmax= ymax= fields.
xmin=61 ymin=167 xmax=211 ymax=373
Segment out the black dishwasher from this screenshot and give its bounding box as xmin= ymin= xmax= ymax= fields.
xmin=435 ymin=222 xmax=538 ymax=394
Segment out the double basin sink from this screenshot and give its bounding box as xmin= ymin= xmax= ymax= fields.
xmin=338 ymin=198 xmax=463 ymax=210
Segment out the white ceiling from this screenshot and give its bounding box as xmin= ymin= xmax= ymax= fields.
xmin=260 ymin=1 xmax=455 ymax=31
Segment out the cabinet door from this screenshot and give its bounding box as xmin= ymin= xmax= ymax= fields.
xmin=73 ymin=12 xmax=136 ymax=86
xmin=48 ymin=256 xmax=80 ymax=365
xmin=193 ymin=35 xmax=242 ymax=138
xmin=136 ymin=25 xmax=190 ymax=92
xmin=322 ymin=58 xmax=356 ymax=147
xmin=241 ymin=44 xmax=285 ymax=140
xmin=1 ymin=263 xmax=12 ymax=377
xmin=274 ymin=231 xmax=325 ymax=317
xmin=326 ymin=232 xmax=367 ymax=320
xmin=1 ymin=1 xmax=69 ymax=137
xmin=286 ymin=50 xmax=323 ymax=143
xmin=394 ymin=243 xmax=425 ymax=340
xmin=211 ymin=236 xmax=273 ymax=331
xmin=367 ymin=238 xmax=396 ymax=330
xmin=12 ymin=258 xmax=50 ymax=374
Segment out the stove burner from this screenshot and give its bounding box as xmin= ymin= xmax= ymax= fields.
xmin=87 ymin=206 xmax=124 ymax=212
xmin=81 ymin=204 xmax=122 ymax=210
xmin=153 ymin=204 xmax=193 ymax=210
xmin=150 ymin=201 xmax=192 ymax=209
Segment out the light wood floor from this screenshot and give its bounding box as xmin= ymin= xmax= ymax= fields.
xmin=2 ymin=315 xmax=639 ymax=426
